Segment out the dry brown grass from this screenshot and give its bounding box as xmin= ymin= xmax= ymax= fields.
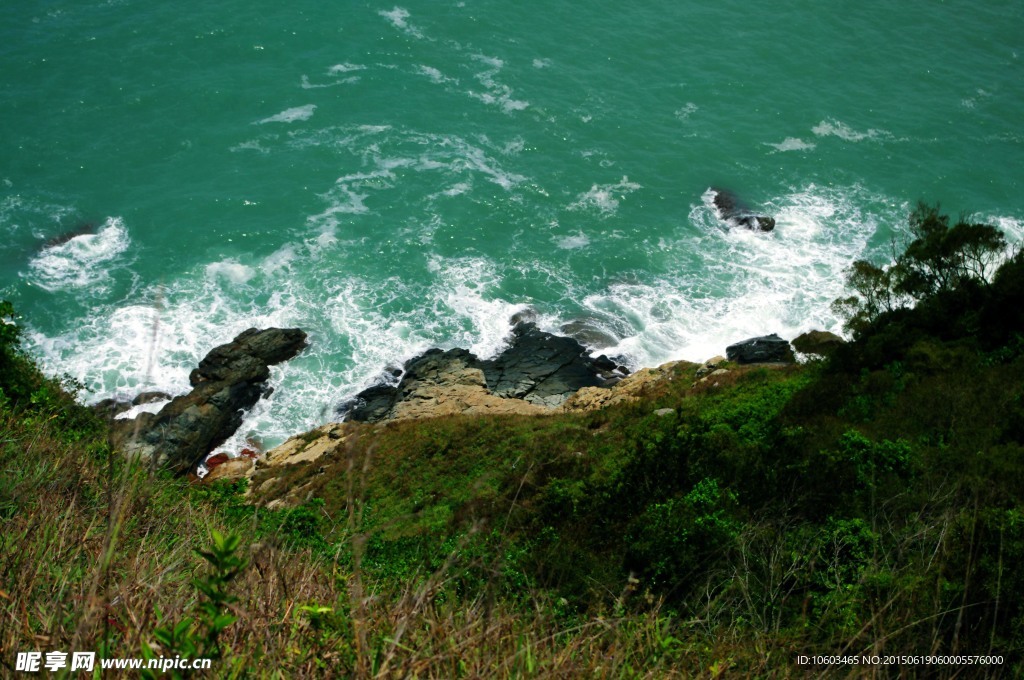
xmin=0 ymin=407 xmax=753 ymax=678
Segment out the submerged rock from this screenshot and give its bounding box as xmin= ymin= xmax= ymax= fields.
xmin=112 ymin=327 xmax=307 ymax=474
xmin=709 ymin=188 xmax=775 ymax=232
xmin=725 ymin=334 xmax=794 ymax=364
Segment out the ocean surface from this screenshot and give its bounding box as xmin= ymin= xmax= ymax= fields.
xmin=2 ymin=1 xmax=1022 ymax=452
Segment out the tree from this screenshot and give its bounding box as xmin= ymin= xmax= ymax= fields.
xmin=834 ymin=203 xmax=1008 ymax=335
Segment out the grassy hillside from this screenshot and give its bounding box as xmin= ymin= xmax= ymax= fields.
xmin=2 ymin=208 xmax=1023 ymax=677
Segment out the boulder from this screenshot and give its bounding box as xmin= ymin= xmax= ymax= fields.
xmin=113 ymin=327 xmax=307 ymax=474
xmin=709 ymin=188 xmax=775 ymax=232
xmin=91 ymin=397 xmax=133 ymax=418
xmin=559 ymin=319 xmax=619 ymax=349
xmin=203 ymin=456 xmax=254 ymax=483
xmin=725 ymin=334 xmax=794 ymax=364
xmin=791 ymin=330 xmax=845 ymax=356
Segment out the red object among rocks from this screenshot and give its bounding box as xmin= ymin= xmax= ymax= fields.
xmin=205 ymin=452 xmax=231 ymax=470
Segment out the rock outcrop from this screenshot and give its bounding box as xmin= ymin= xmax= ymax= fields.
xmin=340 ymin=322 xmax=627 ymax=422
xmin=791 ymin=330 xmax=845 ymax=357
xmin=725 ymin=334 xmax=794 ymax=364
xmin=112 ymin=327 xmax=307 ymax=474
xmin=709 ymin=188 xmax=776 ymax=232
xmin=477 ymin=322 xmax=616 ymax=407
xmin=560 ymin=360 xmax=694 ymax=412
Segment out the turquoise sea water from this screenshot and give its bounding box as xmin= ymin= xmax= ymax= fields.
xmin=2 ymin=1 xmax=1022 ymax=451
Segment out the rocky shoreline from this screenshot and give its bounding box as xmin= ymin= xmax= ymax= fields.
xmin=99 ymin=320 xmax=841 ymax=480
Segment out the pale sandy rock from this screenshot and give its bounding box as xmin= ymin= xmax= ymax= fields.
xmin=203 ymin=456 xmax=253 ymax=483
xmin=560 ymin=360 xmax=691 ymax=412
xmin=260 ymin=422 xmax=353 ymax=468
xmin=389 ymin=377 xmax=548 ymax=420
xmin=695 ymin=356 xmax=728 ymax=378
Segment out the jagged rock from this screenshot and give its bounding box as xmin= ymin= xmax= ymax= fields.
xmin=792 ymin=330 xmax=845 ymax=356
xmin=709 ymin=188 xmax=775 ymax=232
xmin=112 ymin=327 xmax=307 ymax=474
xmin=725 ymin=334 xmax=794 ymax=364
xmin=478 ymin=322 xmax=614 ymax=407
xmin=91 ymin=397 xmax=133 ymax=418
xmin=342 ymin=323 xmax=626 ymax=422
xmin=189 ymin=327 xmax=307 ymax=385
xmin=339 ymin=383 xmax=399 ymax=422
xmin=133 ymin=391 xmax=171 ymax=405
xmin=559 ymin=319 xmax=619 ymax=349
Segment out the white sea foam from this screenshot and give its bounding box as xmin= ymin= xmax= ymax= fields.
xmin=555 ymin=232 xmax=590 ymax=250
xmin=262 ymin=245 xmax=298 ymax=275
xmin=812 ymin=119 xmax=888 ymax=142
xmin=205 ymin=259 xmax=256 ymax=285
xmin=982 ymin=214 xmax=1024 ymax=243
xmin=416 ymin=65 xmax=456 ymax=84
xmin=306 ymin=170 xmax=394 ymax=238
xmin=328 ymin=63 xmax=367 ymax=74
xmin=25 ymin=217 xmax=130 ymax=294
xmin=25 ymin=261 xmax=312 ymax=451
xmin=675 ymin=102 xmax=698 ymax=120
xmin=468 ymin=54 xmax=529 ymax=114
xmin=569 ymin=176 xmax=642 ymax=216
xmin=767 ymin=137 xmax=816 ymax=152
xmin=567 ymin=185 xmax=899 ymax=367
xmin=114 ymin=398 xmax=171 ymax=420
xmin=425 ymin=255 xmax=528 ymax=358
xmin=230 ymin=139 xmax=271 ymax=154
xmin=472 ymin=54 xmax=505 ymax=70
xmin=441 ymin=181 xmax=472 ymax=197
xmin=256 ymin=104 xmax=317 ymax=124
xmin=301 ymin=74 xmax=359 ymax=89
xmin=379 ymin=7 xmax=424 ymax=39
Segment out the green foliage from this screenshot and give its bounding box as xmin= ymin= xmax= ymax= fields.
xmin=626 ymin=478 xmax=740 ymax=589
xmin=835 ymin=203 xmax=1006 ymax=335
xmin=146 ymin=530 xmax=247 ymax=673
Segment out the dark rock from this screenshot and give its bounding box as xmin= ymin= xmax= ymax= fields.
xmin=478 ymin=323 xmax=608 ymax=408
xmin=709 ymin=188 xmax=775 ymax=232
xmin=559 ymin=319 xmax=619 ymax=349
xmin=791 ymin=330 xmax=845 ymax=356
xmin=190 ymin=327 xmax=307 ymax=385
xmin=133 ymin=391 xmax=172 ymax=405
xmin=91 ymin=397 xmax=133 ymax=418
xmin=113 ymin=327 xmax=307 ymax=474
xmin=725 ymin=334 xmax=794 ymax=364
xmin=43 ymin=223 xmax=95 ymax=249
xmin=342 ymin=323 xmax=619 ymax=420
xmin=509 ymin=308 xmax=538 ymax=326
xmin=337 ymin=382 xmax=399 ymax=422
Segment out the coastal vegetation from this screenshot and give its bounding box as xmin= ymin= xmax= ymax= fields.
xmin=2 ymin=205 xmax=1022 ymax=677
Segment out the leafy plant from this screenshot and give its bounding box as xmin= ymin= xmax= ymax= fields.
xmin=145 ymin=530 xmax=247 ymax=673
